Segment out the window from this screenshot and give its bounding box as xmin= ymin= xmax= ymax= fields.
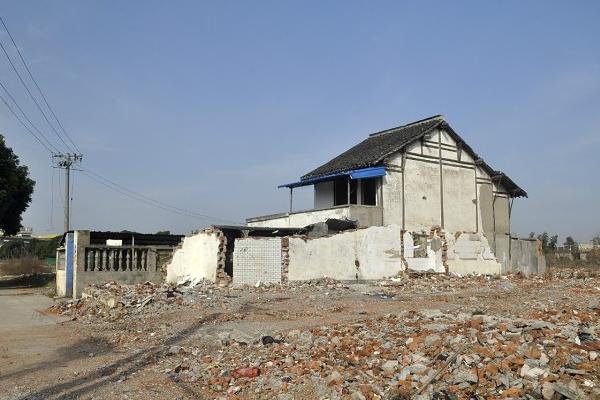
xmin=361 ymin=178 xmax=377 ymax=205
xmin=334 ymin=177 xmax=377 ymax=206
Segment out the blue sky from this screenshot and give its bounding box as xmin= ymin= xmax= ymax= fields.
xmin=1 ymin=1 xmax=599 ymax=242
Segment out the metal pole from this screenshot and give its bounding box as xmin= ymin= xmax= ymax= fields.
xmin=64 ymin=163 xmax=70 ymax=232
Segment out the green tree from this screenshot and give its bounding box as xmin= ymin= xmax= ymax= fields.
xmin=592 ymin=235 xmax=600 ymax=246
xmin=537 ymin=232 xmax=549 ymax=252
xmin=0 ymin=236 xmax=60 ymax=259
xmin=564 ymin=236 xmax=577 ymax=248
xmin=548 ymin=235 xmax=558 ymax=251
xmin=0 ymin=135 xmax=35 ymax=235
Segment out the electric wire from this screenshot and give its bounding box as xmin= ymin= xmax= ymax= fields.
xmin=81 ymin=169 xmax=241 ymax=224
xmin=0 ymin=16 xmax=81 ymax=154
xmin=0 ymin=78 xmax=60 ymax=153
xmin=0 ymin=91 xmax=54 ymax=153
xmin=1 ymin=16 xmax=238 ymax=229
xmin=0 ymin=32 xmax=75 ymax=153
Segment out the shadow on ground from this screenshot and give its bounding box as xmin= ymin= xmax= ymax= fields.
xmin=15 ymin=313 xmax=222 ymax=400
xmin=0 ymin=273 xmax=55 ymax=289
xmin=0 ymin=336 xmax=114 ymax=383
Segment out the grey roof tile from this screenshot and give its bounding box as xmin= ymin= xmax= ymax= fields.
xmin=300 ymin=115 xmax=527 ymax=197
xmin=301 ymin=116 xmax=444 ymax=180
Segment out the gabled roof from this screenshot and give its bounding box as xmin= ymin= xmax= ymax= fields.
xmin=300 ymin=115 xmax=527 ymax=197
xmin=302 ymin=115 xmax=444 ymax=180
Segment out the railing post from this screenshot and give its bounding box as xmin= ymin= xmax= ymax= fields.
xmin=108 ymin=249 xmax=115 ymax=271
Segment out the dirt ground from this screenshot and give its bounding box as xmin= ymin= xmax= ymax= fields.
xmin=1 ymin=269 xmax=599 ymax=399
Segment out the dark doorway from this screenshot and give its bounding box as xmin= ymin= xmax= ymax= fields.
xmin=361 ymin=178 xmax=377 ymax=205
xmin=333 ymin=177 xmax=348 ymax=205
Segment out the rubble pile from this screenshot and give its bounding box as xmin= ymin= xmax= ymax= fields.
xmin=48 ymin=270 xmax=600 ymax=398
xmin=158 ymin=305 xmax=600 ymax=399
xmin=50 ymin=280 xmax=231 ymax=322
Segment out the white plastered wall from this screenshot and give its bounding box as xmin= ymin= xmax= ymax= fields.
xmin=446 ymin=232 xmax=502 ymax=275
xmin=166 ymin=231 xmax=220 ymax=283
xmin=442 ymin=164 xmax=477 ymax=232
xmin=381 ymin=152 xmax=403 ymax=227
xmin=381 ymin=128 xmax=480 ymax=233
xmin=402 ymin=231 xmax=445 ymax=273
xmin=287 ymin=225 xmax=403 ymax=281
xmin=248 ymin=207 xmax=350 ymax=228
xmin=403 ymin=158 xmax=442 ymax=230
xmin=314 ymin=181 xmax=334 ymax=209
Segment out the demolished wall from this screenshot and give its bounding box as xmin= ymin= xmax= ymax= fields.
xmin=168 ymin=226 xmax=546 ymax=289
xmin=509 ymin=237 xmax=546 ymax=275
xmin=59 ymin=230 xmax=164 ymax=298
xmin=287 ymin=225 xmax=404 ymax=281
xmin=229 ymin=226 xmax=405 ymax=285
xmin=166 ymin=228 xmax=225 ymax=284
xmin=233 ymin=237 xmax=282 ymax=286
xmin=402 ymin=230 xmax=445 ymax=273
xmin=446 ymin=232 xmax=502 ymax=275
xmin=400 ymin=230 xmax=545 ymax=276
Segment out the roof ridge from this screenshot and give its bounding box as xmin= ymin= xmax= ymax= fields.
xmin=369 ymin=115 xmax=444 ymax=137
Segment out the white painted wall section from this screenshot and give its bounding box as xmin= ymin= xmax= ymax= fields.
xmin=446 ymin=232 xmax=501 ymax=275
xmin=287 ymin=225 xmax=403 ymax=281
xmin=442 ymin=165 xmax=477 ymax=232
xmin=403 ymin=232 xmax=445 ymax=273
xmin=404 ymin=158 xmax=441 ymax=230
xmin=166 ymin=231 xmax=220 ymax=284
xmin=381 ymin=152 xmax=403 ymax=227
xmin=314 ymin=181 xmax=334 ymax=209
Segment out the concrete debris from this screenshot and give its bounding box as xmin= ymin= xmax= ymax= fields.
xmin=46 ymin=270 xmax=600 ymax=399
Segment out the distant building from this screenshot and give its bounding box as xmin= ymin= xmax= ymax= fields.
xmin=16 ymin=227 xmax=33 ymax=237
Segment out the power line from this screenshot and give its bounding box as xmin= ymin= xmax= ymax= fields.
xmin=0 ymin=16 xmax=81 ymax=154
xmin=0 ymin=30 xmax=75 ymax=153
xmin=0 ymin=90 xmax=54 ymax=153
xmin=0 ymin=78 xmax=60 ymax=152
xmin=81 ymin=169 xmax=241 ymax=224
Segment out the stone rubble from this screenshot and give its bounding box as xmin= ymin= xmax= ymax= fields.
xmin=49 ymin=270 xmax=600 ymax=399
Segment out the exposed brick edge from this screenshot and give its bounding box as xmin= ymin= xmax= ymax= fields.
xmin=281 ymin=237 xmax=289 ymax=284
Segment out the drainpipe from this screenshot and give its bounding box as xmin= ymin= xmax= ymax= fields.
xmin=289 ymin=187 xmax=293 ymax=213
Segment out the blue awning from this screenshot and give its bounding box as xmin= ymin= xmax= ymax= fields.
xmin=349 ymin=166 xmax=386 ymax=180
xmin=278 ymin=166 xmax=386 ymax=189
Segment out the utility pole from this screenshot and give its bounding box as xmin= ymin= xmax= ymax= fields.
xmin=53 ymin=153 xmax=82 ymax=233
